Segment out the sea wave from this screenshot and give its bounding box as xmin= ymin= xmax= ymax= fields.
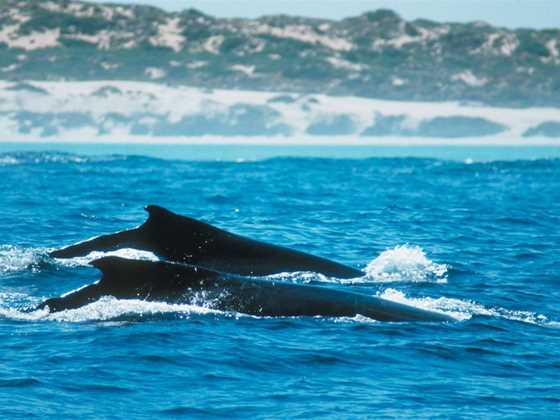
xmin=1 ymin=151 xmax=559 ymax=168
xmin=0 ymin=243 xmax=551 ymax=326
xmin=0 ymin=155 xmax=19 ymax=165
xmin=0 ymin=296 xmax=226 ymax=323
xmin=378 ymin=288 xmax=552 ymax=325
xmin=0 ymin=245 xmax=159 ymax=273
xmin=0 ymin=152 xmax=127 ymax=166
xmin=0 ymin=245 xmax=51 ymax=274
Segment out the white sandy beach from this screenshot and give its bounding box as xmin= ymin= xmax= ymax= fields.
xmin=0 ymin=80 xmax=558 ymax=145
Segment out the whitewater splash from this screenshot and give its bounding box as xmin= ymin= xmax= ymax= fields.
xmin=0 ymin=245 xmax=50 ymax=274
xmin=0 ymin=295 xmax=227 ymax=323
xmin=365 ymin=245 xmax=448 ymax=283
xmin=55 ymin=248 xmax=160 ymax=267
xmin=378 ymin=288 xmax=551 ymax=325
xmin=0 ymin=245 xmax=158 ymax=274
xmin=267 ymin=245 xmax=448 ymax=285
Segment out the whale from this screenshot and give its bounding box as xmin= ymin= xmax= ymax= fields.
xmin=50 ymin=205 xmax=364 ymax=279
xmin=38 ymin=256 xmax=454 ymax=322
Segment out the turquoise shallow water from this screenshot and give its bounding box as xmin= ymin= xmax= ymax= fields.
xmin=1 ymin=142 xmax=560 ymax=162
xmin=0 ymin=145 xmax=559 ymax=418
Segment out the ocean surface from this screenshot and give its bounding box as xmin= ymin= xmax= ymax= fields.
xmin=0 ymin=144 xmax=559 ymax=418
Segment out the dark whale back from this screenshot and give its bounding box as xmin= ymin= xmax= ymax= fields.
xmin=39 ymin=257 xmax=222 ymax=312
xmin=50 ymin=205 xmax=363 ymax=278
xmin=141 ymin=205 xmax=362 ymax=277
xmin=39 ymin=257 xmax=454 ymax=322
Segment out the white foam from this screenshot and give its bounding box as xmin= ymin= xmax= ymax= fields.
xmin=0 ymin=296 xmax=226 ymax=323
xmin=46 ymin=297 xmax=222 ymax=322
xmin=55 ymin=248 xmax=159 ymax=268
xmin=333 ymin=314 xmax=379 ymax=324
xmin=0 ymin=155 xmax=19 ymax=165
xmin=0 ymin=154 xmax=89 ymax=165
xmin=265 ymin=271 xmax=330 ymax=283
xmin=365 ymin=245 xmax=448 ymax=283
xmin=378 ymin=288 xmax=552 ymax=325
xmin=0 ymin=305 xmax=50 ymax=322
xmin=0 ymin=244 xmax=159 ymax=273
xmin=0 ymin=245 xmax=45 ymax=273
xmin=0 ymin=291 xmax=32 ymax=305
xmin=265 ymin=245 xmax=447 ymax=285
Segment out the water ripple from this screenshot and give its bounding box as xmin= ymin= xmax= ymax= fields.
xmin=0 ymin=151 xmax=559 ymax=417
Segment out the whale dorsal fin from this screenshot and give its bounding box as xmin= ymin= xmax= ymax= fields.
xmin=90 ymin=256 xmax=221 ymax=286
xmin=145 ymin=204 xmax=173 ymax=217
xmin=143 ymin=204 xmax=221 ymax=235
xmin=90 ymin=256 xmax=151 ymax=280
xmin=145 ymin=204 xmax=176 ymax=223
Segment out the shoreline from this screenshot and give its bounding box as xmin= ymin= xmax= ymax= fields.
xmin=2 ymin=139 xmax=559 ymax=163
xmin=1 ymin=80 xmax=560 ymax=143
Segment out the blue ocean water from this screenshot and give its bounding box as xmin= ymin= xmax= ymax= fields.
xmin=0 ymin=146 xmax=559 ymax=418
